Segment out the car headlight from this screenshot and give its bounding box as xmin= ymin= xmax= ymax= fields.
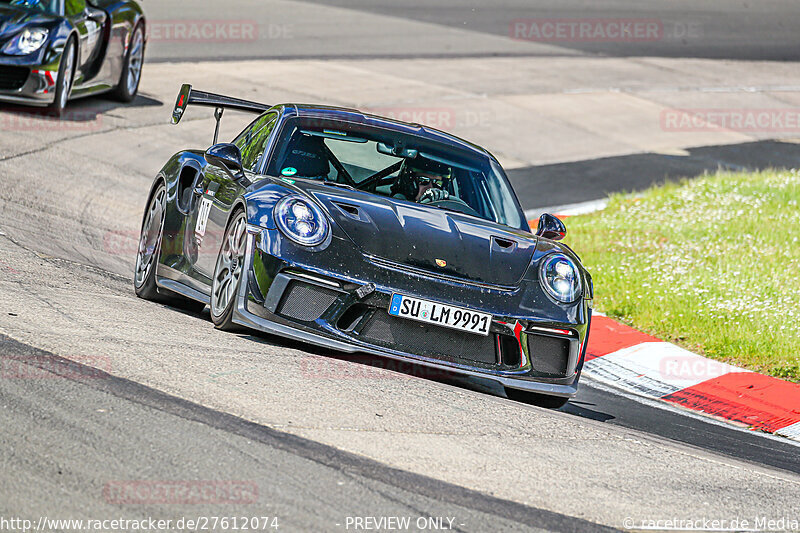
xmin=2 ymin=28 xmax=49 ymax=55
xmin=274 ymin=195 xmax=329 ymax=246
xmin=539 ymin=253 xmax=582 ymax=303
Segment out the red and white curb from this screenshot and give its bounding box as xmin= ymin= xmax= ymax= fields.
xmin=527 ymin=202 xmax=800 ymax=441
xmin=583 ymin=313 xmax=800 ymax=441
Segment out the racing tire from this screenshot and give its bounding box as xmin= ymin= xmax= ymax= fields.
xmin=134 ymin=184 xmax=206 ymax=313
xmin=504 ymin=387 xmax=570 ymax=409
xmin=48 ymin=37 xmax=76 ymax=117
xmin=210 ymin=209 xmax=247 ymax=331
xmin=112 ymin=23 xmax=145 ymax=102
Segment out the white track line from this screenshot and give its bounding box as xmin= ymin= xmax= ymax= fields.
xmin=525 ymin=198 xmax=609 ymax=219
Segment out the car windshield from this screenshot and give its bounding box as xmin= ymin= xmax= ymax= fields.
xmin=264 ymin=116 xmax=525 ymax=230
xmin=0 ymin=0 xmax=60 ymax=14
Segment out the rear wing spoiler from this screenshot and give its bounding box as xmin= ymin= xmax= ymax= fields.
xmin=171 ymin=84 xmax=271 ymax=143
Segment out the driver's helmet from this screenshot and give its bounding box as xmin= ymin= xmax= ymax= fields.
xmin=391 ymin=158 xmax=450 ymax=201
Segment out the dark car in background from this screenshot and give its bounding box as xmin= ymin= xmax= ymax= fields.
xmin=134 ymin=85 xmax=593 ymax=408
xmin=0 ymin=0 xmax=146 ymax=115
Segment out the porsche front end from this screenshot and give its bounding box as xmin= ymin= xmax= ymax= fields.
xmin=0 ymin=8 xmax=62 ymax=107
xmin=0 ymin=62 xmax=59 ymax=106
xmin=231 ymin=187 xmax=592 ymax=399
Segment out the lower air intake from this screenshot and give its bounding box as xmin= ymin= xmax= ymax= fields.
xmin=359 ymin=312 xmax=497 ymax=365
xmin=528 ymin=335 xmax=571 ymax=377
xmin=0 ymin=66 xmax=29 ymax=91
xmin=276 ymin=281 xmax=338 ymax=322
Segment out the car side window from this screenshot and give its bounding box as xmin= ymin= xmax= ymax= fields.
xmin=233 ymin=113 xmax=278 ymax=173
xmin=65 ymin=0 xmax=86 ymax=16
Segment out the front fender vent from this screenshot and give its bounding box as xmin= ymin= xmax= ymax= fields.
xmin=331 ymin=201 xmax=371 ymax=223
xmin=491 ymin=236 xmax=518 ymax=252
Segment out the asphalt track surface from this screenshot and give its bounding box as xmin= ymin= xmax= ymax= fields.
xmin=146 ymin=0 xmax=800 ymax=62
xmin=296 ymin=0 xmax=800 ymax=60
xmin=510 ymin=140 xmax=800 ymax=211
xmin=2 ymin=0 xmax=800 ymax=530
xmin=0 ymin=335 xmax=607 ymax=533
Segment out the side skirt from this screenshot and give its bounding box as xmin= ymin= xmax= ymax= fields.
xmin=156 ymin=264 xmax=211 ymax=304
xmin=68 ymin=83 xmax=115 ymax=101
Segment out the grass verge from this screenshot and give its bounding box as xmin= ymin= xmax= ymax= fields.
xmin=566 ymin=169 xmax=800 ymax=382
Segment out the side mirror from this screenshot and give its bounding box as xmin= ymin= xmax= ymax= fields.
xmin=206 ymin=143 xmax=245 ymax=181
xmin=536 ymin=213 xmax=566 ymax=241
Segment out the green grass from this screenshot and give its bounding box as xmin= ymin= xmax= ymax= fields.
xmin=566 ymin=169 xmax=800 ymax=382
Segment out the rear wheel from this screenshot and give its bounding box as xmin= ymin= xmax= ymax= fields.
xmin=505 ymin=387 xmax=570 ymax=409
xmin=49 ymin=38 xmax=75 ymax=117
xmin=134 ymin=184 xmax=205 ymax=313
xmin=211 ymin=210 xmax=247 ymax=331
xmin=113 ymin=23 xmax=144 ymax=102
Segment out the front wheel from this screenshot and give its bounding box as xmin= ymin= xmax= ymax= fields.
xmin=49 ymin=38 xmax=75 ymax=117
xmin=211 ymin=210 xmax=247 ymax=331
xmin=505 ymin=387 xmax=570 ymax=409
xmin=112 ymin=23 xmax=144 ymax=102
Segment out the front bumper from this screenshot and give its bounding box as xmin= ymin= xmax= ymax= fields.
xmin=231 ymin=227 xmax=591 ymax=398
xmin=0 ymin=59 xmax=58 ymax=106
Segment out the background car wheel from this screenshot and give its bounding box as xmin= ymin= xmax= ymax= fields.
xmin=49 ymin=37 xmax=76 ymax=117
xmin=211 ymin=209 xmax=247 ymax=331
xmin=504 ymin=388 xmax=570 ymax=409
xmin=134 ymin=184 xmax=205 ymax=313
xmin=112 ymin=23 xmax=145 ymax=102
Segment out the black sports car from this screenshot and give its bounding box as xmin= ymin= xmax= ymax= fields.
xmin=0 ymin=0 xmax=145 ymax=115
xmin=134 ymin=85 xmax=593 ymax=408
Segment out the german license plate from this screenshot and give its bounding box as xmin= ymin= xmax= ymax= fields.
xmin=388 ymin=294 xmax=492 ymax=336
